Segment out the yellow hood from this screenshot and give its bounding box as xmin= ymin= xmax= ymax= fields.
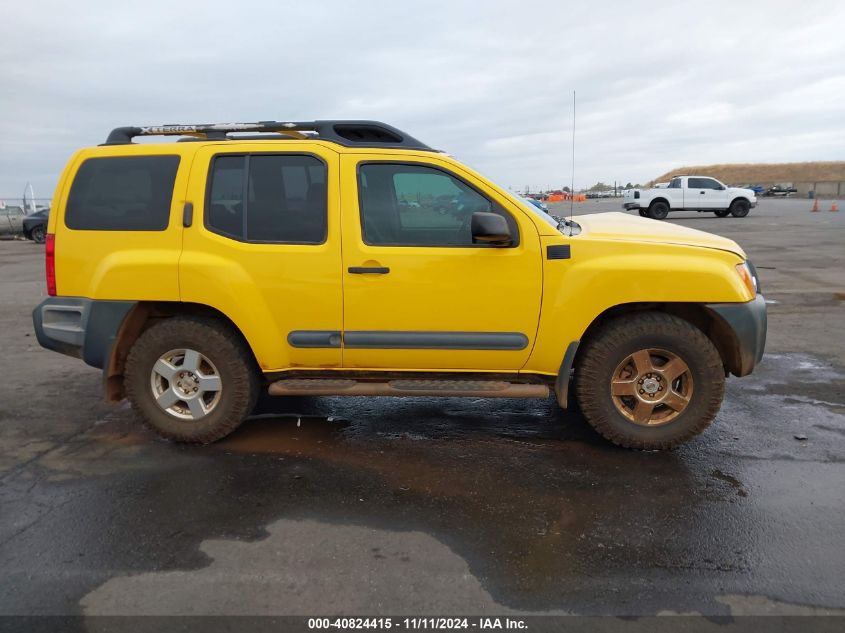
xmin=574 ymin=212 xmax=746 ymax=258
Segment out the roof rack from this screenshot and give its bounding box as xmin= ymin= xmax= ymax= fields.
xmin=103 ymin=120 xmax=434 ymax=151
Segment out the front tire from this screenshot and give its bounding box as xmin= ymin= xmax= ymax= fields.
xmin=729 ymin=199 xmax=750 ymax=217
xmin=125 ymin=317 xmax=259 ymax=443
xmin=574 ymin=312 xmax=725 ymax=450
xmin=714 ymin=209 xmax=730 ymax=218
xmin=647 ymin=201 xmax=669 ymax=220
xmin=638 ymin=209 xmax=648 ymax=217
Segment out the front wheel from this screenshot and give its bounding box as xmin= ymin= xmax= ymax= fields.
xmin=638 ymin=209 xmax=648 ymax=217
xmin=574 ymin=312 xmax=725 ymax=450
xmin=730 ymin=199 xmax=750 ymax=217
xmin=125 ymin=317 xmax=259 ymax=443
xmin=714 ymin=209 xmax=730 ymax=218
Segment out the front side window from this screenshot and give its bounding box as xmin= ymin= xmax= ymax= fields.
xmin=206 ymin=154 xmax=327 ymax=243
xmin=668 ymin=178 xmax=682 ymax=189
xmin=65 ymin=155 xmax=180 ymax=231
xmin=358 ymin=163 xmax=516 ymax=246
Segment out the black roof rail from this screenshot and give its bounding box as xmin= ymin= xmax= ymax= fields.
xmin=103 ymin=120 xmax=434 ymax=150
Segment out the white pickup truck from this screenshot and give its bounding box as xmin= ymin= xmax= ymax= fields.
xmin=623 ymin=176 xmax=757 ymax=220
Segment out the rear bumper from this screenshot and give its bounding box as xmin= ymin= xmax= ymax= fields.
xmin=22 ymin=219 xmax=46 ymax=232
xmin=32 ymin=297 xmax=136 ymax=369
xmin=706 ymin=294 xmax=767 ymax=376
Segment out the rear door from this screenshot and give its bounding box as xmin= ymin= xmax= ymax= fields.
xmin=665 ymin=178 xmax=685 ymax=207
xmin=180 ymin=143 xmax=343 ymax=371
xmin=6 ymin=206 xmax=25 ymax=234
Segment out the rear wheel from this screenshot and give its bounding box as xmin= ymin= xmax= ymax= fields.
xmin=125 ymin=317 xmax=259 ymax=443
xmin=714 ymin=209 xmax=730 ymax=218
xmin=647 ymin=201 xmax=669 ymax=220
xmin=729 ymin=199 xmax=750 ymax=217
xmin=30 ymin=224 xmax=46 ymax=243
xmin=574 ymin=312 xmax=725 ymax=450
xmin=638 ymin=209 xmax=648 ymax=217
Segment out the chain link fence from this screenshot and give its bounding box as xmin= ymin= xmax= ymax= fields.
xmin=0 ymin=197 xmax=52 ymax=214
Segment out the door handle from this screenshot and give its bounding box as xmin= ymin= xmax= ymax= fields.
xmin=182 ymin=202 xmax=194 ymax=226
xmin=700 ymin=191 xmax=706 ymax=194
xmin=348 ymin=266 xmax=390 ymax=274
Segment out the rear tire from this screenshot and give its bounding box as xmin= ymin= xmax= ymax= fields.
xmin=31 ymin=225 xmax=46 ymax=243
xmin=714 ymin=209 xmax=730 ymax=218
xmin=125 ymin=317 xmax=259 ymax=443
xmin=647 ymin=201 xmax=669 ymax=220
xmin=574 ymin=312 xmax=725 ymax=450
xmin=729 ymin=199 xmax=750 ymax=217
xmin=638 ymin=209 xmax=648 ymax=217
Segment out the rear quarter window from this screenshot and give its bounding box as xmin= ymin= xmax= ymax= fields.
xmin=65 ymin=155 xmax=180 ymax=231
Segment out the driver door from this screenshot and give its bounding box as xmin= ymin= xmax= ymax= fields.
xmin=339 ymin=155 xmax=543 ymax=371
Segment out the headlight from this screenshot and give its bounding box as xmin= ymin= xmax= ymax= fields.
xmin=735 ymin=261 xmax=757 ymax=298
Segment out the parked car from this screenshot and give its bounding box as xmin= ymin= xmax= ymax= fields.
xmin=623 ymin=176 xmax=757 ymax=219
xmin=0 ymin=204 xmax=26 ymax=237
xmin=763 ymin=185 xmax=797 ymax=197
xmin=23 ymin=208 xmax=49 ymax=243
xmin=33 ymin=119 xmax=765 ymax=450
xmin=521 ymin=196 xmax=549 ymax=213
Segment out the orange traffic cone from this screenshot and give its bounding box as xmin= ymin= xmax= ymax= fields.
xmin=831 ymin=201 xmax=839 ymax=212
xmin=811 ymin=199 xmax=819 ymax=212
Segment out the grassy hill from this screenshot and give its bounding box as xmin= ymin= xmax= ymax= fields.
xmin=651 ymin=161 xmax=845 ymax=186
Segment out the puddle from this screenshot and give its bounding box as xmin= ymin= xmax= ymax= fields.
xmin=218 ymin=416 xmax=349 ymax=456
xmin=79 ymin=518 xmax=528 ymax=616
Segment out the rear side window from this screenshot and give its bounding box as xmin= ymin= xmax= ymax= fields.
xmin=65 ymin=156 xmax=180 ymax=231
xmin=206 ymin=154 xmax=327 ymax=244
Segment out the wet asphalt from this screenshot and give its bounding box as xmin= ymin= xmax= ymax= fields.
xmin=0 ymin=198 xmax=843 ymax=618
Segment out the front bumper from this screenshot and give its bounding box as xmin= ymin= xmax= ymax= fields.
xmin=706 ymin=294 xmax=767 ymax=376
xmin=33 ymin=297 xmax=136 ymax=369
xmin=623 ymin=202 xmax=641 ymax=210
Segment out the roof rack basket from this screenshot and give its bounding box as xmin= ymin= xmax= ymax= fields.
xmin=103 ymin=120 xmax=433 ymax=151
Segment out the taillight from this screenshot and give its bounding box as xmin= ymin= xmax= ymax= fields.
xmin=45 ymin=233 xmax=56 ymax=296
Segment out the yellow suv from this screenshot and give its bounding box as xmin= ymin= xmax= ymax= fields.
xmin=33 ymin=120 xmax=766 ymax=449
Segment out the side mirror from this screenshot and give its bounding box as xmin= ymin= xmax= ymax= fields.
xmin=471 ymin=212 xmax=512 ymax=245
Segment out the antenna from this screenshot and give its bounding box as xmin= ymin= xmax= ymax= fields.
xmin=568 ymin=90 xmax=576 ymax=234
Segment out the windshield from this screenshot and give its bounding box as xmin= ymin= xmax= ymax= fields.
xmin=455 ymin=164 xmax=564 ymax=230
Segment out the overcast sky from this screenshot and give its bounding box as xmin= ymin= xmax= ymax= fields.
xmin=2 ymin=0 xmax=844 ymax=199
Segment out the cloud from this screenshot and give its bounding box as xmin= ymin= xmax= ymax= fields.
xmin=1 ymin=0 xmax=844 ymax=198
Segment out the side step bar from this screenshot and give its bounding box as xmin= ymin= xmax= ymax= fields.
xmin=268 ymin=378 xmax=550 ymax=399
